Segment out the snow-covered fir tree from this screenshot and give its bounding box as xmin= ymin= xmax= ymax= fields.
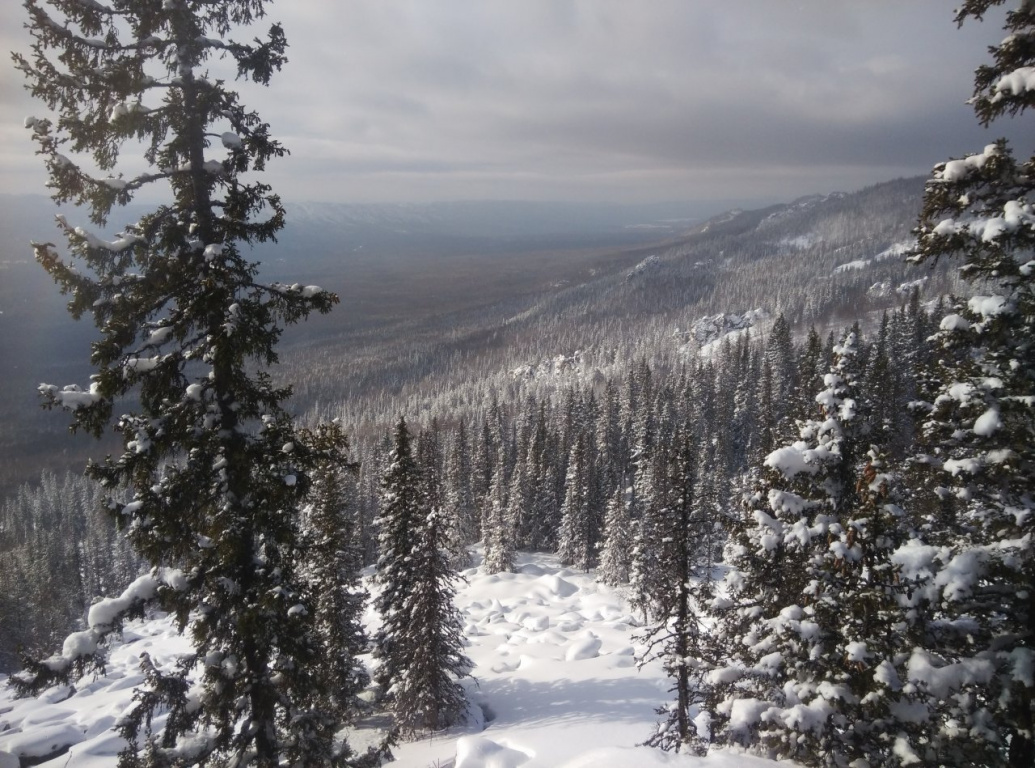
xmin=11 ymin=1 xmax=358 ymax=764
xmin=482 ymin=442 xmax=515 ymax=574
xmin=373 ymin=417 xmax=422 ymax=697
xmin=639 ymin=425 xmax=714 ymax=755
xmin=390 ymin=504 xmax=473 ymax=736
xmin=557 ymin=430 xmax=600 ymax=572
xmin=793 ymin=326 xmax=825 ymax=424
xmin=903 ymin=3 xmax=1035 ymax=763
xmin=598 ymin=485 xmax=634 ymax=587
xmin=373 ymin=417 xmax=472 ymax=736
xmin=416 ymin=418 xmax=462 ymax=569
xmin=706 ymin=331 xmax=917 ymax=766
xmin=443 ymin=419 xmax=476 ymax=568
xmin=298 ymin=423 xmax=371 ymax=724
xmin=595 ymin=378 xmax=626 ymax=515
xmin=530 ymin=400 xmax=563 ymax=550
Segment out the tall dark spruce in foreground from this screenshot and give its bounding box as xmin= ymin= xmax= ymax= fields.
xmin=906 ymin=1 xmax=1035 ymax=764
xmin=8 ymin=1 xmax=383 ymax=765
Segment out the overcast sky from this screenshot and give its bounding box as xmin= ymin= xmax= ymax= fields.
xmin=0 ymin=1 xmax=1024 ymax=206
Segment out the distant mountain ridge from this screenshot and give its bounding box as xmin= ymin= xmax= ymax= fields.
xmin=285 ymin=199 xmax=713 ymax=239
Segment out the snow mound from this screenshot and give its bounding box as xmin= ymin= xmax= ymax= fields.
xmin=565 ymin=634 xmax=602 ymax=661
xmin=456 ymin=735 xmax=533 ymax=768
xmin=534 ymin=574 xmax=578 ymax=598
xmin=1 ymin=723 xmax=87 ymax=763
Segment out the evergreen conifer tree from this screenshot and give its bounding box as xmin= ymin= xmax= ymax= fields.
xmin=482 ymin=443 xmax=515 ymax=574
xmin=793 ymin=326 xmax=824 ymax=423
xmin=706 ymin=332 xmax=916 ymax=766
xmin=298 ymin=423 xmax=370 ymax=724
xmin=598 ymin=485 xmax=634 ymax=587
xmin=630 ymin=447 xmax=671 ymax=620
xmin=639 ymin=426 xmax=714 ymax=755
xmin=373 ymin=417 xmax=472 ymax=737
xmin=557 ymin=430 xmax=599 ymax=572
xmin=373 ymin=418 xmax=421 ymax=696
xmin=390 ymin=505 xmax=473 ymax=736
xmin=11 ymin=2 xmax=354 ymax=763
xmin=595 ymin=377 xmax=625 ymax=508
xmin=905 ymin=3 xmax=1035 ymax=762
xmin=443 ymin=420 xmax=476 ymax=568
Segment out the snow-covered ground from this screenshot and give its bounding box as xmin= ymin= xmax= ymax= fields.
xmin=1 ymin=551 xmax=793 ymax=768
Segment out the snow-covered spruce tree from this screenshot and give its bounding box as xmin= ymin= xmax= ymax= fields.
xmin=638 ymin=426 xmax=714 ymax=755
xmin=792 ymin=326 xmax=825 ymax=424
xmin=905 ymin=3 xmax=1035 ymax=763
xmin=373 ymin=417 xmax=472 ymax=736
xmin=706 ymin=332 xmax=917 ymax=766
xmin=597 ymin=485 xmax=634 ymax=587
xmin=557 ymin=429 xmax=600 ymax=572
xmin=529 ymin=401 xmax=563 ymax=551
xmin=886 ymin=291 xmax=934 ymax=459
xmin=595 ymin=377 xmax=625 ymax=512
xmin=416 ymin=419 xmax=461 ymax=569
xmin=628 ymin=445 xmax=664 ymax=622
xmin=506 ymin=429 xmax=535 ymax=550
xmin=297 ymin=423 xmax=371 ymax=725
xmin=627 ymin=365 xmax=663 ymax=619
xmin=391 ymin=504 xmax=473 ymax=736
xmin=10 ymin=1 xmax=356 ymax=765
xmin=482 ymin=443 xmax=514 ymax=574
xmin=373 ymin=417 xmax=421 ymax=697
xmin=442 ymin=420 xmax=475 ymax=568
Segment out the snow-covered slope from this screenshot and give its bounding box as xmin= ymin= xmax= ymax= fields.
xmin=1 ymin=552 xmax=794 ymax=768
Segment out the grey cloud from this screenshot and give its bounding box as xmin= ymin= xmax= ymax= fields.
xmin=0 ymin=1 xmax=1023 ymax=204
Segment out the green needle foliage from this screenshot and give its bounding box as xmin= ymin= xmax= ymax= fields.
xmin=6 ymin=1 xmax=382 ymax=765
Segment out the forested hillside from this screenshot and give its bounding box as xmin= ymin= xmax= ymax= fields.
xmin=281 ymin=176 xmax=949 ymax=434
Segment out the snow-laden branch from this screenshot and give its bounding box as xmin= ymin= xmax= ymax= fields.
xmin=9 ymin=568 xmax=186 ymax=697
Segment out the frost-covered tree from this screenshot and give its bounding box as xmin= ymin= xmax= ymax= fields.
xmin=373 ymin=417 xmax=422 ymax=696
xmin=390 ymin=505 xmax=473 ymax=736
xmin=639 ymin=426 xmax=714 ymax=755
xmin=706 ymin=332 xmax=917 ymax=766
xmin=793 ymin=326 xmax=825 ymax=423
xmin=373 ymin=418 xmax=472 ymax=736
xmin=298 ymin=423 xmax=370 ymax=723
xmin=557 ymin=430 xmax=599 ymax=572
xmin=482 ymin=443 xmax=514 ymax=574
xmin=10 ymin=1 xmax=354 ymax=764
xmin=904 ymin=3 xmax=1035 ymax=763
xmin=598 ymin=485 xmax=634 ymax=587
xmin=595 ymin=377 xmax=625 ymax=510
xmin=443 ymin=420 xmax=476 ymax=567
